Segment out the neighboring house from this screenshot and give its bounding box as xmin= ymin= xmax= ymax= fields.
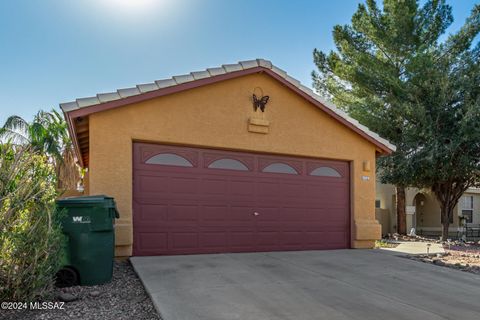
xmin=61 ymin=59 xmax=395 ymax=257
xmin=376 ymin=183 xmax=480 ymax=238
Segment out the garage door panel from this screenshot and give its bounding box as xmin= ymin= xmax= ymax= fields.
xmin=306 ymin=232 xmax=329 ymax=245
xmin=201 ymin=205 xmax=228 ymax=221
xmin=133 ymin=143 xmax=350 ymax=255
xmin=229 ymin=232 xmax=255 ymax=248
xmin=302 ymin=208 xmax=347 ymax=223
xmin=282 ymin=207 xmax=307 ymax=221
xmin=255 ymin=207 xmax=279 ymax=221
xmin=302 ymin=199 xmax=348 ymax=210
xmin=137 ymin=232 xmax=168 ymax=251
xmin=323 ymin=187 xmax=349 ymax=202
xmin=171 ymin=177 xmax=199 ymax=194
xmin=305 ymin=184 xmax=348 ymax=194
xmin=199 ymin=232 xmax=227 ymax=248
xmin=168 ymin=205 xmax=198 ymax=221
xmin=325 ymin=231 xmax=349 ymax=245
xmin=257 ymin=231 xmax=280 ymax=246
xmin=138 ymin=175 xmax=169 ymax=193
xmin=304 ymin=208 xmax=327 ymax=221
xmin=170 ymin=232 xmax=198 ymax=250
xmin=323 ymin=208 xmax=349 ymax=222
xmin=255 ymin=181 xmax=279 ymax=197
xmin=230 ymin=206 xmax=255 ymax=221
xmin=201 ymin=178 xmax=228 ymax=195
xmin=277 ymin=183 xmax=305 ymax=199
xmin=136 ymin=204 xmax=168 ymax=223
xmin=281 ymin=232 xmax=304 ymax=246
xmin=230 ymin=180 xmax=255 ymax=196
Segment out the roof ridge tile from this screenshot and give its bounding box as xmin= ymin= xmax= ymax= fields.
xmin=117 ymin=87 xmax=141 ymax=98
xmin=206 ymin=67 xmax=225 ymax=77
xmin=97 ymin=92 xmax=121 ymax=103
xmin=76 ymin=96 xmax=100 ymax=108
xmin=137 ymin=83 xmax=159 ymax=93
xmin=172 ymin=74 xmax=194 ymax=84
xmin=270 ymin=65 xmax=288 ymax=79
xmin=239 ymin=60 xmax=259 ymax=69
xmin=256 ymin=59 xmax=272 ymax=69
xmin=222 ymin=64 xmax=243 ymax=73
xmin=191 ymin=70 xmax=211 ymax=80
xmin=60 ymin=59 xmax=396 ymax=152
xmin=155 ymin=78 xmax=177 ymax=88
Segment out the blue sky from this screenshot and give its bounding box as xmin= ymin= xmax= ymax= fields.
xmin=0 ymin=0 xmax=477 ymax=124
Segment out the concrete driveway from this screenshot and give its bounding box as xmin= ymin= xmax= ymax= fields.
xmin=130 ymin=250 xmax=480 ymax=320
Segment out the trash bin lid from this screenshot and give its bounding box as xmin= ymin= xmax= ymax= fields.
xmin=57 ymin=194 xmax=113 ymax=204
xmin=57 ymin=195 xmax=119 ymax=218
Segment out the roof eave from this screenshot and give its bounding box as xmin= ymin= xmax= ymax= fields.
xmin=64 ymin=111 xmax=84 ymax=168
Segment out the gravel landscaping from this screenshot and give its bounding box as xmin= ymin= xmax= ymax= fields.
xmin=407 ymin=248 xmax=480 ymax=274
xmin=401 ymin=237 xmax=480 ymax=274
xmin=379 ymin=234 xmax=480 ymax=274
xmin=1 ymin=260 xmax=161 ymax=320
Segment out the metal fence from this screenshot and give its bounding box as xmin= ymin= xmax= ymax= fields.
xmin=464 ymin=224 xmax=480 ymax=241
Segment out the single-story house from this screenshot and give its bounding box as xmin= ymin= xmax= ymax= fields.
xmin=61 ymin=59 xmax=395 ymax=257
xmin=376 ymin=184 xmax=480 ymax=239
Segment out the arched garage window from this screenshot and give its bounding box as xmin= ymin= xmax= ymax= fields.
xmin=262 ymin=163 xmax=298 ymax=174
xmin=310 ymin=166 xmax=341 ymax=177
xmin=145 ymin=153 xmax=193 ymax=167
xmin=208 ymin=158 xmax=249 ymax=171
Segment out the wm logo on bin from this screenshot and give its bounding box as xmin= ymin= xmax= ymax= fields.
xmin=72 ymin=216 xmax=91 ymax=224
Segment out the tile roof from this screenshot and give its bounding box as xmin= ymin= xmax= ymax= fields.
xmin=60 ymin=59 xmax=396 ymax=152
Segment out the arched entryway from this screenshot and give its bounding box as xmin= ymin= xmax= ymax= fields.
xmin=413 ymin=193 xmax=427 ymax=234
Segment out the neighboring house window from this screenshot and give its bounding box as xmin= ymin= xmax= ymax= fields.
xmin=461 ymin=195 xmax=474 ymax=223
xmin=375 ymin=200 xmax=381 ymax=208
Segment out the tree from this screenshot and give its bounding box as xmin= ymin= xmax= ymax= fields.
xmin=312 ymin=0 xmax=480 ymax=238
xmin=0 ymin=109 xmax=80 ymax=190
xmin=407 ymin=9 xmax=480 ymax=239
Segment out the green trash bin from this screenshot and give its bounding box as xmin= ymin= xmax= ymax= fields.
xmin=56 ymin=195 xmax=119 ymax=286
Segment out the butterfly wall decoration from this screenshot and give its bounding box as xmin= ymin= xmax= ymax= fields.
xmin=252 ymin=94 xmax=269 ymax=112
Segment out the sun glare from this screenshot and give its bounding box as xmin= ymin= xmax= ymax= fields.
xmin=102 ymin=0 xmax=158 ymax=12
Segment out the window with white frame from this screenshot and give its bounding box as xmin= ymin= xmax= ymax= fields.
xmin=461 ymin=195 xmax=473 ymax=223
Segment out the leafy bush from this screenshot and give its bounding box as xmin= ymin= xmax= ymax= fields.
xmin=0 ymin=144 xmax=64 ymax=301
xmin=375 ymin=239 xmax=398 ymax=249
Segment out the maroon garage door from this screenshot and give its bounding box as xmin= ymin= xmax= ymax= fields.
xmin=133 ymin=143 xmax=350 ymax=255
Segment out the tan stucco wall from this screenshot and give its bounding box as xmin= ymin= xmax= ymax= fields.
xmin=58 ymin=189 xmax=84 ymax=199
xmin=375 ymin=183 xmax=477 ymax=236
xmin=375 ymin=208 xmax=390 ymax=237
xmin=416 ymin=192 xmax=445 ymax=229
xmin=87 ymin=73 xmax=381 ymax=256
xmin=375 ymin=182 xmax=396 ymax=234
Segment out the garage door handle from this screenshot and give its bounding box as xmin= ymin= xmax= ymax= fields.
xmin=254 ymin=212 xmax=259 ymax=216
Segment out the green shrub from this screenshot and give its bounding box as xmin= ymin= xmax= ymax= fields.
xmin=0 ymin=144 xmax=64 ymax=301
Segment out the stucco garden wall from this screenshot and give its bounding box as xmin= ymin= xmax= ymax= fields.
xmin=87 ymin=72 xmax=381 ymax=256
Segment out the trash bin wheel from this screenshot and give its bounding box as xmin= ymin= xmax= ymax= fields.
xmin=55 ymin=266 xmax=79 ymax=287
